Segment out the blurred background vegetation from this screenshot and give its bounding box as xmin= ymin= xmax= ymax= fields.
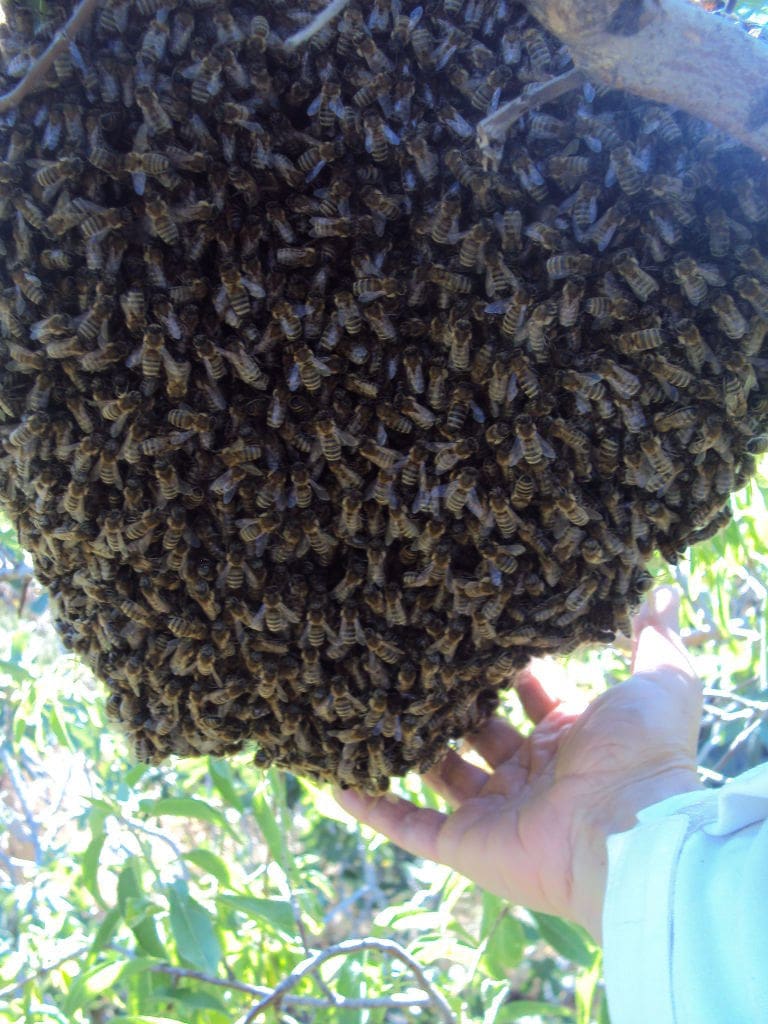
xmin=3 ymin=1 xmax=768 ymax=1022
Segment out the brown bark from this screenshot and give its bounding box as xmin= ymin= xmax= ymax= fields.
xmin=521 ymin=0 xmax=768 ymax=159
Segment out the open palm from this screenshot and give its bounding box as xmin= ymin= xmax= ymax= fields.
xmin=335 ymin=588 xmax=704 ymax=941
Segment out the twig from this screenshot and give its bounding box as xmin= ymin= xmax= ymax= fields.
xmin=237 ymin=937 xmax=456 ymax=1024
xmin=15 ymin=575 xmax=31 ymax=618
xmin=477 ymin=68 xmax=585 ymax=166
xmin=283 ymin=0 xmax=351 ymax=49
xmin=117 ymin=814 xmax=190 ymax=881
xmin=0 ymin=747 xmax=42 ymax=865
xmin=701 ymin=688 xmax=768 ymax=711
xmin=150 ymin=965 xmax=432 ymax=1009
xmin=612 ymin=628 xmax=724 ymax=652
xmin=697 ymin=765 xmax=727 ymax=785
xmin=710 ymin=716 xmax=763 ymax=772
xmin=0 ymin=944 xmax=92 ymax=1000
xmin=0 ymin=0 xmax=101 ymax=113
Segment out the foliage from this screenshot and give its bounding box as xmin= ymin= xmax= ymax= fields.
xmin=1 ymin=454 xmax=767 ymax=1023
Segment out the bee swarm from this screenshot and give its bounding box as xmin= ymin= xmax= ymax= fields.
xmin=0 ymin=0 xmax=767 ymax=793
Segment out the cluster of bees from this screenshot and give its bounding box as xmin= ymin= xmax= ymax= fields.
xmin=0 ymin=0 xmax=767 ymax=792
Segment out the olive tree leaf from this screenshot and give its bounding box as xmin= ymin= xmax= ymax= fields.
xmin=166 ymin=878 xmax=222 ymax=974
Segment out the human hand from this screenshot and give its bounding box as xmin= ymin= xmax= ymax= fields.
xmin=334 ymin=586 xmax=705 ymax=943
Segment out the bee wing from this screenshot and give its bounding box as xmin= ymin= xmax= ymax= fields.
xmin=469 ymin=401 xmax=486 ymax=424
xmin=305 ymin=159 xmax=327 ymax=184
xmin=278 ymin=602 xmax=301 ymax=624
xmin=309 ymin=479 xmax=330 ymax=501
xmin=698 ymin=262 xmax=726 ymax=286
xmin=287 ymin=363 xmax=301 ymax=392
xmin=336 ymin=427 xmax=359 ymax=449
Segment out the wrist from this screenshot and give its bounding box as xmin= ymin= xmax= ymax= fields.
xmin=569 ymin=768 xmax=704 ymax=944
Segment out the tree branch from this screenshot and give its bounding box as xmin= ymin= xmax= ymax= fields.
xmin=236 ymin=937 xmax=456 ymax=1024
xmin=518 ymin=0 xmax=768 ymax=160
xmin=478 ymin=68 xmax=585 ymax=165
xmin=151 ymin=964 xmax=433 ymax=1009
xmin=0 ymin=0 xmax=101 ymax=113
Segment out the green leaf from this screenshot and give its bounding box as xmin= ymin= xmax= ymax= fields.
xmin=64 ymin=959 xmax=129 ymax=1015
xmin=183 ymin=849 xmax=231 ymax=886
xmin=252 ymin=787 xmax=289 ymax=868
xmin=156 ymin=988 xmax=228 ymax=1012
xmin=216 ymin=894 xmax=297 ymax=939
xmin=63 ymin=958 xmax=159 ymax=1016
xmin=531 ymin=912 xmax=598 ymax=968
xmin=117 ymin=860 xmax=167 ymax=959
xmin=494 ymin=1000 xmax=575 ymax=1022
xmin=124 ymin=764 xmax=149 ymax=788
xmin=0 ymin=658 xmax=32 ymax=683
xmin=483 ymin=914 xmax=525 ymax=978
xmin=575 ymin=953 xmax=603 ymax=1024
xmin=48 ymin=702 xmax=73 ymax=749
xmin=139 ymin=796 xmax=229 ymax=828
xmin=81 ymin=832 xmax=106 ymax=905
xmin=167 ymin=879 xmax=222 ymax=974
xmin=117 ymin=1017 xmax=190 ymax=1023
xmin=480 ymin=891 xmax=506 ymax=941
xmin=208 ymin=757 xmax=242 ymax=809
xmin=89 ymin=907 xmax=123 ymax=959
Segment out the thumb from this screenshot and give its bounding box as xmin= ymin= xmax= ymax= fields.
xmin=631 ymin=586 xmax=698 ymax=685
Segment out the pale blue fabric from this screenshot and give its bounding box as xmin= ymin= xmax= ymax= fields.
xmin=603 ymin=763 xmax=768 ymax=1023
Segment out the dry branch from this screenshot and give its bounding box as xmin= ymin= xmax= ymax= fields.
xmin=520 ymin=0 xmax=768 ymax=159
xmin=0 ymin=0 xmax=100 ymax=113
xmin=237 ymin=936 xmax=457 ymax=1024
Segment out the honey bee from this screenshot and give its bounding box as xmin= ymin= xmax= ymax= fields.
xmin=510 ymin=153 xmax=547 ymax=202
xmin=614 ymin=251 xmax=663 ymax=299
xmin=586 ymin=200 xmax=629 ymax=253
xmin=639 ymin=433 xmax=677 ymax=484
xmin=134 ymin=85 xmax=173 ymax=135
xmin=615 ymin=327 xmax=663 ymax=354
xmin=307 ymin=80 xmax=344 ymax=133
xmin=734 ymin=175 xmax=767 ymax=223
xmin=427 ymin=266 xmax=472 ymax=294
xmin=442 ymin=467 xmax=477 ymax=515
xmin=145 ymin=198 xmax=179 ymax=246
xmin=564 ymin=577 xmax=598 ymax=615
xmin=711 ymin=293 xmax=747 ymax=340
xmin=545 ymin=254 xmax=593 ymax=281
xmin=329 ymin=290 xmax=361 ymax=334
xmin=191 ymin=335 xmax=226 ymax=382
xmin=643 ymin=353 xmax=694 ymax=389
xmin=362 ymin=110 xmax=400 ymax=163
xmin=734 ymin=276 xmax=768 ymax=319
xmin=672 ymin=258 xmax=706 ymax=306
xmin=503 ymin=417 xmax=550 ymax=470
xmin=673 ymin=319 xmax=706 ymax=374
xmin=403 ymin=134 xmax=438 ymax=183
xmin=168 ymin=615 xmax=207 ymax=640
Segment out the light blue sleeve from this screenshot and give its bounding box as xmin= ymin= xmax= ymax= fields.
xmin=603 ymin=762 xmax=768 ymax=1023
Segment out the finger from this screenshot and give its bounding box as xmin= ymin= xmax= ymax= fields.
xmin=515 ymin=664 xmax=561 ymax=723
xmin=515 ymin=656 xmax=588 ymax=723
xmin=464 ymin=716 xmax=526 ymax=768
xmin=631 ymin=586 xmax=697 ymax=683
xmin=333 ymin=787 xmax=446 ymax=862
xmin=422 ymin=748 xmax=489 ymax=804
